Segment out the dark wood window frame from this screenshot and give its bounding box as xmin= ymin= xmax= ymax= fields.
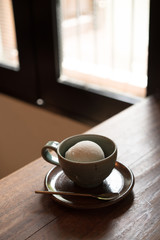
xmin=0 ymin=1 xmax=38 ymax=102
xmin=147 ymin=0 xmax=160 ymax=96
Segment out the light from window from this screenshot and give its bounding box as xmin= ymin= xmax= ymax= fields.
xmin=60 ymin=0 xmax=149 ymax=98
xmin=0 ymin=0 xmax=19 ymax=70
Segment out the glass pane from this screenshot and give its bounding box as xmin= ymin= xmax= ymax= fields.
xmin=59 ymin=0 xmax=149 ymax=98
xmin=0 ymin=0 xmax=19 ymax=70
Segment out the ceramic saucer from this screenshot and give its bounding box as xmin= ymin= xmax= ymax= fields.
xmin=45 ymin=161 xmax=135 ymax=209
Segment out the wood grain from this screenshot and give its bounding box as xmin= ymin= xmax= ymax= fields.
xmin=0 ymin=95 xmax=160 ymax=240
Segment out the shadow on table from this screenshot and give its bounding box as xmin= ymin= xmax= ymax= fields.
xmin=36 ymin=191 xmax=134 ymax=239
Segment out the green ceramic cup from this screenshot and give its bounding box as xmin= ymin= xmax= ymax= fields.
xmin=41 ymin=134 xmax=117 ymax=188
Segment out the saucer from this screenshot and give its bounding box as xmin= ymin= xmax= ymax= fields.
xmin=45 ymin=161 xmax=135 ymax=209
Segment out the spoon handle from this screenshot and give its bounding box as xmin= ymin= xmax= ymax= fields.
xmin=35 ymin=190 xmax=93 ymax=197
xmin=35 ymin=190 xmax=119 ymax=200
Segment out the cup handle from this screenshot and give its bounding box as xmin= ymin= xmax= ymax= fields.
xmin=41 ymin=141 xmax=60 ymax=166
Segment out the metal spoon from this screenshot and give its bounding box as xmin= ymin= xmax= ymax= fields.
xmin=35 ymin=190 xmax=119 ymax=201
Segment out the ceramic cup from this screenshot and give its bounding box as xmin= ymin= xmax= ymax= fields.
xmin=41 ymin=134 xmax=117 ymax=188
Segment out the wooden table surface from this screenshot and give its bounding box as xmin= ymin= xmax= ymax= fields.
xmin=0 ymin=95 xmax=160 ymax=240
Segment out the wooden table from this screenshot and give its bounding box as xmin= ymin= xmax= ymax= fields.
xmin=1 ymin=95 xmax=160 ymax=240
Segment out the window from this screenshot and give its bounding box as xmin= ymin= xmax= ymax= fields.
xmin=0 ymin=0 xmax=159 ymax=124
xmin=0 ymin=0 xmax=38 ymax=103
xmin=60 ymin=0 xmax=149 ymax=98
xmin=0 ymin=0 xmax=19 ymax=69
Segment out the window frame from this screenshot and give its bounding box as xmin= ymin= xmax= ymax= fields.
xmin=147 ymin=0 xmax=160 ymax=95
xmin=0 ymin=0 xmax=159 ymax=124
